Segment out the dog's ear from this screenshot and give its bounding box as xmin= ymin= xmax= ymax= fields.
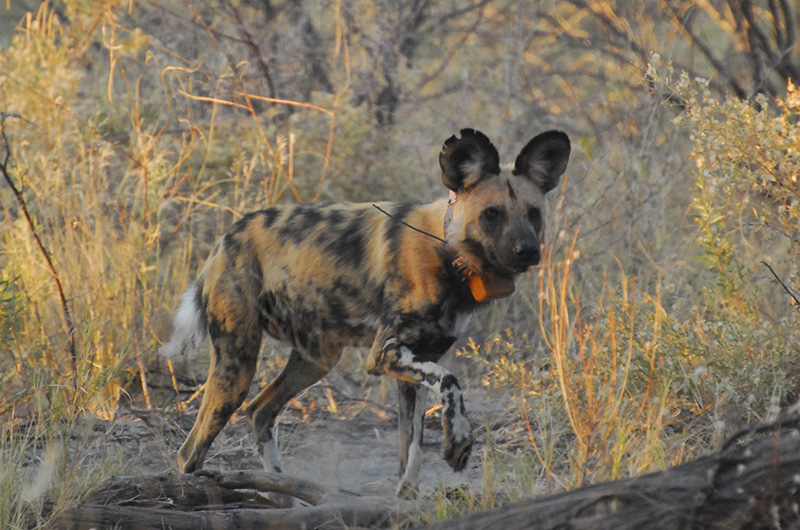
xmin=513 ymin=131 xmax=570 ymax=193
xmin=439 ymin=129 xmax=501 ymax=192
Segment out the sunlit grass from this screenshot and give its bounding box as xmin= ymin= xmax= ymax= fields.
xmin=0 ymin=2 xmax=334 ymax=526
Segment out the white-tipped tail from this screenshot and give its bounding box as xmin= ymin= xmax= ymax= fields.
xmin=160 ymin=284 xmax=208 ymax=361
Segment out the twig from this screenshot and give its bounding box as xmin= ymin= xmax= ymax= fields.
xmin=317 ymin=380 xmax=394 ymax=419
xmin=0 ymin=114 xmax=77 ymax=372
xmin=762 ymin=261 xmax=800 ymax=307
xmin=225 ymin=0 xmax=277 ymax=102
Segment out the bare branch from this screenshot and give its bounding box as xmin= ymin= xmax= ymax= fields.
xmin=769 ymin=0 xmax=787 ymax=50
xmin=667 ymin=1 xmax=748 ymax=99
xmin=226 ymin=0 xmax=277 ymax=102
xmin=762 ymin=261 xmax=800 ymax=308
xmin=0 ymin=114 xmax=77 ymax=372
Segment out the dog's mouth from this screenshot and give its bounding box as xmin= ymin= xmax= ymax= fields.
xmin=503 ymin=259 xmax=537 ymax=276
xmin=512 ymin=260 xmax=538 ymax=273
xmin=492 ymin=246 xmax=541 ymax=276
xmin=483 ymin=251 xmax=528 ymax=279
xmin=453 ymin=239 xmax=540 ymax=279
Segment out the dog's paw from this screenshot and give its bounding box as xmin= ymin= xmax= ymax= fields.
xmin=396 ymin=480 xmax=419 ymax=500
xmin=442 ymin=414 xmax=473 ymax=472
xmin=443 ymin=434 xmax=473 ymax=472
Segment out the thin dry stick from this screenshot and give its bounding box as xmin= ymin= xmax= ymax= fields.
xmin=762 ymin=261 xmax=800 ymax=307
xmin=0 ymin=115 xmax=77 ymax=372
xmin=166 ymin=358 xmax=183 ymax=421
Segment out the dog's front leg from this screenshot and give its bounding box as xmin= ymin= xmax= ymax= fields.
xmin=396 ymin=380 xmax=427 ymax=498
xmin=367 ymin=329 xmax=473 ymax=485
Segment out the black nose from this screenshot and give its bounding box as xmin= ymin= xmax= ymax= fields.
xmin=515 ymin=243 xmax=540 ymax=264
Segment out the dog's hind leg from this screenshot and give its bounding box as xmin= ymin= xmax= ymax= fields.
xmin=177 ymin=287 xmax=262 ymax=473
xmin=245 ymin=347 xmax=340 ymax=475
xmin=396 ymin=380 xmax=427 ymax=498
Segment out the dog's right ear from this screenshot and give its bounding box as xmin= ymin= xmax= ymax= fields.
xmin=439 ymin=129 xmax=501 ymax=192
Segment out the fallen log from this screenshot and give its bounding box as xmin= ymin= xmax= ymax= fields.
xmin=49 ymin=469 xmax=414 ymax=529
xmin=429 ymin=416 xmax=800 ymax=529
xmin=53 ymin=498 xmax=405 ymax=530
xmin=88 ymin=469 xmax=338 ymax=508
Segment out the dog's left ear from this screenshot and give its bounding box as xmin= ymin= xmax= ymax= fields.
xmin=513 ymin=131 xmax=571 ymax=193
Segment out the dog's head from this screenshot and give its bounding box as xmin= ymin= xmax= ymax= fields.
xmin=440 ymin=128 xmax=570 ymax=278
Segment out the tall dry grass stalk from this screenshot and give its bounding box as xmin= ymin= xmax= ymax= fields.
xmin=531 ymin=230 xmax=694 ymax=487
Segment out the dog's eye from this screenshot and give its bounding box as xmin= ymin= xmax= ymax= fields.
xmin=483 ymin=206 xmax=500 ymax=220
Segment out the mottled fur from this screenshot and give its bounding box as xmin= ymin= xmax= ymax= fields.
xmin=161 ymin=129 xmax=570 ymax=497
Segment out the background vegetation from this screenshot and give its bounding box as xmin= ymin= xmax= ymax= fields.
xmin=0 ymin=0 xmax=798 ymax=526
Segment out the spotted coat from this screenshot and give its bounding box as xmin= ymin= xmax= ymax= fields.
xmin=161 ymin=129 xmax=571 ymax=498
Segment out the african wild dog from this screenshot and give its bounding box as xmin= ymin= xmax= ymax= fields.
xmin=161 ymin=128 xmax=570 ymax=497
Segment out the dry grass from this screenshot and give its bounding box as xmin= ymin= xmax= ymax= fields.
xmin=0 ymin=3 xmax=335 ymax=526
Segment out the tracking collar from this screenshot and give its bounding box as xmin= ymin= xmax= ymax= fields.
xmin=443 ymin=190 xmax=516 ymax=302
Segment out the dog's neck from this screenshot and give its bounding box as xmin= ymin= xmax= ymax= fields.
xmin=443 ymin=190 xmax=516 ymax=302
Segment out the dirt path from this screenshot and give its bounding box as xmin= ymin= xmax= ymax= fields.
xmin=109 ymin=362 xmax=512 ymax=501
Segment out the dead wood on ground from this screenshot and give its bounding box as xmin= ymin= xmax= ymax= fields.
xmin=47 ymin=469 xmax=416 ymax=529
xmin=428 ymin=416 xmax=800 ymax=529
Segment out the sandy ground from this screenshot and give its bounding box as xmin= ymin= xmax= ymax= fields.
xmin=101 ymin=349 xmax=520 ymax=501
